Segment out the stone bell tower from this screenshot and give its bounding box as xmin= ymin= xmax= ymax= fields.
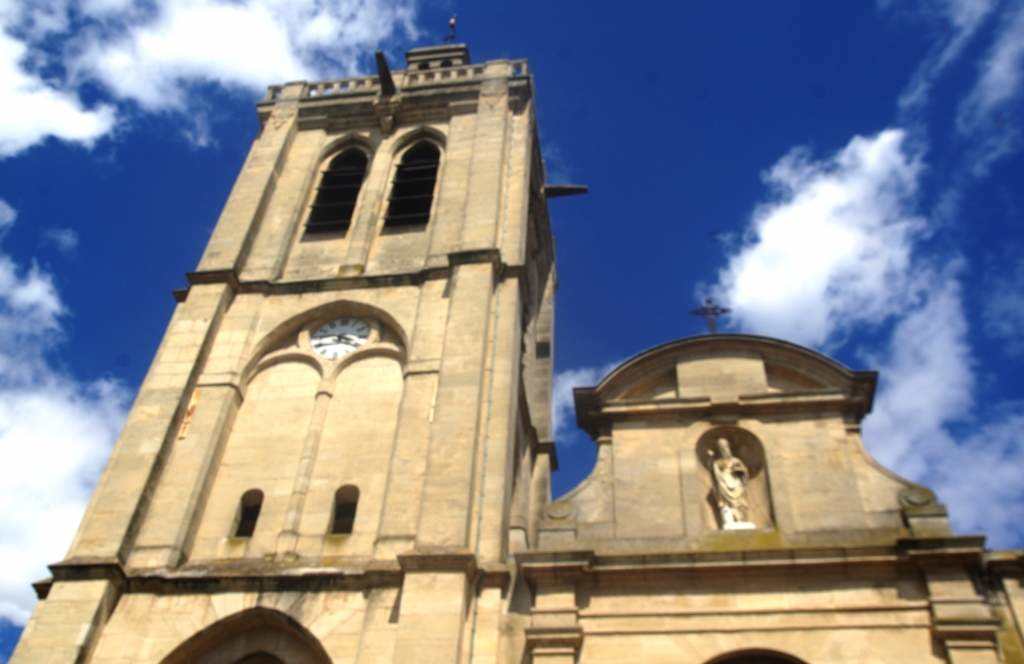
xmin=12 ymin=42 xmax=560 ymax=663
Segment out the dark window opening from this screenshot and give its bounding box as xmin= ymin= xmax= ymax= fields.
xmin=330 ymin=485 xmax=360 ymax=535
xmin=440 ymin=59 xmax=453 ymax=68
xmin=235 ymin=489 xmax=263 ymax=538
xmin=384 ymin=142 xmax=440 ymax=229
xmin=536 ymin=341 xmax=551 ymax=359
xmin=418 ymin=62 xmax=430 ymax=70
xmin=306 ymin=149 xmax=368 ymax=234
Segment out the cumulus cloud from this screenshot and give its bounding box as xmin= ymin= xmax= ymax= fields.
xmin=861 ymin=279 xmax=1024 ymax=547
xmin=711 ymin=129 xmax=925 ymax=347
xmin=713 ymin=129 xmax=1022 ymax=546
xmin=0 ymin=202 xmax=130 ymax=623
xmin=0 ymin=0 xmax=419 ymax=156
xmin=73 ymin=0 xmax=315 ymax=110
xmin=861 ymin=273 xmax=973 ymax=479
xmin=0 ymin=30 xmax=116 ymax=157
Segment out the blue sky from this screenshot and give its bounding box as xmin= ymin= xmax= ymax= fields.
xmin=1 ymin=0 xmax=1023 ymax=657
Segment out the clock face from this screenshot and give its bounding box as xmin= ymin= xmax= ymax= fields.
xmin=310 ymin=317 xmax=371 ymax=360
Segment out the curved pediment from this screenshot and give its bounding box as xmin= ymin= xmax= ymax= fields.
xmin=541 ymin=334 xmax=944 ymax=554
xmin=574 ymin=334 xmax=877 ymax=434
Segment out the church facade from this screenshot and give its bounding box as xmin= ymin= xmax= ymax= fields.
xmin=11 ymin=43 xmax=1024 ymax=664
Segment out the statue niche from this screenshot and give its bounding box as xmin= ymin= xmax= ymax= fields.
xmin=697 ymin=429 xmax=773 ymax=531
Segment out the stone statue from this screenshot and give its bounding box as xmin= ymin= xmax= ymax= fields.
xmin=711 ymin=437 xmax=756 ymax=530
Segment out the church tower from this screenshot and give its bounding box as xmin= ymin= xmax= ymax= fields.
xmin=12 ymin=41 xmax=1024 ymax=664
xmin=13 ymin=43 xmax=558 ymax=663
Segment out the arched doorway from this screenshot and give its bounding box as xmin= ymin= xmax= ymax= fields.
xmin=160 ymin=607 xmax=331 ymax=664
xmin=236 ymin=654 xmax=284 ymax=664
xmin=705 ymin=649 xmax=808 ymax=664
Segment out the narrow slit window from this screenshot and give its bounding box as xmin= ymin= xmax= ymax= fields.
xmin=384 ymin=142 xmax=440 ymax=228
xmin=306 ymin=149 xmax=368 ymax=234
xmin=330 ymin=485 xmax=360 ymax=535
xmin=234 ymin=489 xmax=263 ymax=538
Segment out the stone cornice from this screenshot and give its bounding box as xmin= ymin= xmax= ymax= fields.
xmin=175 ymin=255 xmax=527 ymax=302
xmin=574 ymin=390 xmax=872 ymax=438
xmin=397 ymin=551 xmax=478 ymax=575
xmin=260 ymin=59 xmax=533 ymax=132
xmin=35 ymin=538 xmax=993 ymax=601
xmin=37 ymin=552 xmax=515 ymax=599
xmin=518 ymin=538 xmax=991 ymax=581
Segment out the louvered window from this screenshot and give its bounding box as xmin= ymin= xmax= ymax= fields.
xmin=306 ymin=149 xmax=368 ymax=234
xmin=384 ymin=142 xmax=440 ymax=228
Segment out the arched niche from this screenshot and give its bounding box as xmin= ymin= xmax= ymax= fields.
xmin=160 ymin=607 xmax=331 ymax=664
xmin=704 ymin=649 xmax=808 ymax=664
xmin=239 ymin=300 xmax=409 ymax=386
xmin=190 ymin=359 xmax=322 ymax=559
xmin=696 ymin=427 xmax=774 ymax=531
xmin=298 ymin=352 xmax=405 ymax=556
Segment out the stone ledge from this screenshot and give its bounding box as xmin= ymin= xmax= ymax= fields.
xmin=524 ymin=625 xmax=583 ymax=650
xmin=397 ymin=550 xmax=477 ymax=575
xmin=517 ymin=539 xmax=995 ymax=580
xmin=173 ymin=256 xmax=530 ymax=301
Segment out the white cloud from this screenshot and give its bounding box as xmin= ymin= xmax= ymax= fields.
xmin=958 ymin=4 xmax=1024 ymax=130
xmin=713 ymin=128 xmax=1023 ymax=546
xmin=42 ymin=227 xmax=79 ymax=254
xmin=74 ymin=0 xmax=313 ymax=110
xmin=181 ymin=112 xmax=216 ymax=149
xmin=0 ymin=203 xmax=130 ymax=624
xmin=552 ymin=361 xmax=620 ymax=440
xmin=71 ymin=0 xmax=419 ymax=111
xmin=0 ymin=0 xmax=419 ymax=156
xmin=926 ymin=410 xmax=1024 ymax=546
xmin=955 ymin=4 xmax=1024 ymax=176
xmin=862 ymin=279 xmax=1024 ymax=547
xmin=888 ymin=0 xmax=997 ymax=113
xmin=0 ymin=199 xmax=16 ymax=229
xmin=0 ymin=30 xmax=116 ymax=158
xmin=712 ymin=129 xmax=925 ymax=347
xmin=861 ymin=273 xmax=973 ymax=480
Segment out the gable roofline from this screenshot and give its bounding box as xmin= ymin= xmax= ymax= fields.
xmin=573 ymin=334 xmax=877 ymax=436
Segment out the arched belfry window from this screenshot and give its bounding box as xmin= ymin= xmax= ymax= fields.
xmin=234 ymin=489 xmax=263 ymax=538
xmin=330 ymin=485 xmax=359 ymax=534
xmin=306 ymin=149 xmax=368 ymax=234
xmin=384 ymin=141 xmax=440 ymax=228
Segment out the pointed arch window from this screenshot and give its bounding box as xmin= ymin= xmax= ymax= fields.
xmin=384 ymin=141 xmax=440 ymax=228
xmin=330 ymin=485 xmax=360 ymax=535
xmin=306 ymin=149 xmax=368 ymax=234
xmin=234 ymin=489 xmax=263 ymax=538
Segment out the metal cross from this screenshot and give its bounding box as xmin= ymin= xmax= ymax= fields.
xmin=690 ymin=297 xmax=731 ymax=333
